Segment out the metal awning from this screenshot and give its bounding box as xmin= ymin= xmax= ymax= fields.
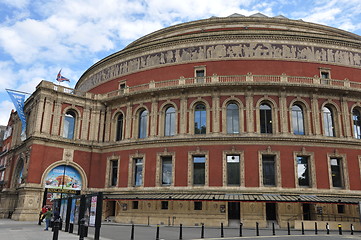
xmin=103 ymin=193 xmax=361 ymax=204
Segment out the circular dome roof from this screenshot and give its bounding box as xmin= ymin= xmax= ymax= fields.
xmin=76 ymin=15 xmax=361 ymax=92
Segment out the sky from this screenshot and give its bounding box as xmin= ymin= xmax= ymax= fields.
xmin=0 ymin=0 xmax=361 ymax=126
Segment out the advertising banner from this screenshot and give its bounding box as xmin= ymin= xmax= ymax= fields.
xmin=70 ymin=198 xmax=76 ymax=224
xmin=45 ymin=165 xmax=82 ymax=190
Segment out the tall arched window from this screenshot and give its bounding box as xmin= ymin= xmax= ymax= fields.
xmin=116 ymin=113 xmax=124 ymax=141
xmin=292 ymin=104 xmax=305 ymax=135
xmin=323 ymin=106 xmax=335 ymax=137
xmin=63 ymin=110 xmax=76 ymax=139
xmin=138 ymin=109 xmax=148 ymax=139
xmin=194 ymin=104 xmax=206 ymax=134
xmin=260 ymin=103 xmax=272 ymax=133
xmin=164 ymin=106 xmax=176 ymax=136
xmin=353 ymin=109 xmax=361 ymax=139
xmin=227 ymin=103 xmax=239 ymax=134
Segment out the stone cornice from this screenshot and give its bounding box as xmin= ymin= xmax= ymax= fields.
xmin=20 ymin=133 xmax=361 ymax=154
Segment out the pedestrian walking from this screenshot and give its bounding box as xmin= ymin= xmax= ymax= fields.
xmin=43 ymin=207 xmax=53 ymax=231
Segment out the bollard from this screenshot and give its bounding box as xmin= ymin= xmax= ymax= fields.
xmin=314 ymin=222 xmax=318 ymax=235
xmin=179 ymin=224 xmax=182 ymax=240
xmin=351 ymin=224 xmax=354 ymax=235
xmin=52 ymin=219 xmax=60 ymax=240
xmin=38 ymin=212 xmax=42 ymax=225
xmin=301 ymin=222 xmax=304 ymax=235
xmin=256 ymin=222 xmax=259 ymax=236
xmin=156 ymin=224 xmax=160 ymax=240
xmin=130 ymin=223 xmax=134 ymax=240
xmin=221 ymin=223 xmax=224 ymax=238
xmin=272 ymin=222 xmax=275 ymax=236
xmin=338 ymin=224 xmax=342 ymax=235
xmin=79 ymin=218 xmax=86 ymax=240
xmin=326 ymin=222 xmax=329 ymax=235
xmin=201 ymin=223 xmax=204 ymax=238
xmin=239 ymin=222 xmax=243 ymax=237
xmin=287 ymin=222 xmax=290 ymax=235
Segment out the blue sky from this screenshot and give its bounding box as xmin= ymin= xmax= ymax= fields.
xmin=0 ymin=0 xmax=361 ymax=125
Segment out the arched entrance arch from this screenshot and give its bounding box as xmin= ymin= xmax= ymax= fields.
xmin=41 ymin=162 xmax=87 ymax=207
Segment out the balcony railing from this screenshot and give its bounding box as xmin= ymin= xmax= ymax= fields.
xmin=39 ymin=73 xmax=360 ymax=100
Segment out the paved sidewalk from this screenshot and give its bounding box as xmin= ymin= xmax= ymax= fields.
xmin=0 ymin=218 xmax=103 ymax=240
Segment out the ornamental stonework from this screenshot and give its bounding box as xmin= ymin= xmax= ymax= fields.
xmin=78 ymin=42 xmax=361 ymax=92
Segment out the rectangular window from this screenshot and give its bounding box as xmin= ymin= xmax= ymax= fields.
xmin=337 ymin=205 xmax=345 ymax=214
xmin=110 ymin=160 xmax=118 ymax=187
xmin=161 ymin=156 xmax=172 ymax=185
xmin=320 ymin=71 xmax=330 ymax=84
xmin=262 ymin=155 xmax=276 ymax=186
xmin=330 ymin=158 xmax=343 ymax=188
xmin=193 ymin=156 xmax=205 ymax=185
xmin=195 ymin=69 xmax=205 ymax=83
xmin=194 ymin=201 xmax=202 ymax=210
xmin=321 ymin=72 xmax=329 ymax=79
xmin=161 ymin=201 xmax=169 ymax=210
xmin=132 ymin=201 xmax=139 ymax=209
xmin=134 ymin=158 xmax=143 ymax=186
xmin=119 ymin=83 xmax=126 ymax=89
xmin=297 ymin=156 xmax=310 ymax=187
xmin=227 ymin=155 xmax=240 ymax=185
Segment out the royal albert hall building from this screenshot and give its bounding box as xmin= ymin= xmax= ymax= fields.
xmin=1 ymin=13 xmax=361 ymax=229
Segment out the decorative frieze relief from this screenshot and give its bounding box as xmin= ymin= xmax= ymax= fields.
xmin=79 ymin=42 xmax=361 ymax=92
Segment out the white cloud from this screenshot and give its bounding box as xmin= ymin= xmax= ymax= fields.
xmin=0 ymin=61 xmax=17 ymax=90
xmin=0 ymin=0 xmax=29 ymax=9
xmin=0 ymin=100 xmax=13 ymax=126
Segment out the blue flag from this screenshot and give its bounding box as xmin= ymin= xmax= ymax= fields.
xmin=7 ymin=90 xmax=27 ymax=141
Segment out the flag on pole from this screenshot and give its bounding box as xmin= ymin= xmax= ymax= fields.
xmin=56 ymin=69 xmax=70 ymax=82
xmin=7 ymin=90 xmax=27 ymax=141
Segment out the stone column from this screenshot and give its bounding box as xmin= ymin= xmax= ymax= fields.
xmin=341 ymin=97 xmax=351 ymax=138
xmin=279 ymin=92 xmax=288 ymax=134
xmin=34 ymin=97 xmax=45 ymax=134
xmin=125 ymin=102 xmax=133 ymax=139
xmin=179 ymin=93 xmax=188 ymax=134
xmin=89 ymin=108 xmax=99 ymax=141
xmin=103 ymin=106 xmax=112 ymax=142
xmin=51 ymin=101 xmax=62 ymax=136
xmin=245 ymin=91 xmax=254 ymax=133
xmin=150 ymin=97 xmax=158 ymax=137
xmin=98 ymin=108 xmax=106 ymax=142
xmin=41 ymin=98 xmax=53 ymax=134
xmin=212 ymin=91 xmax=220 ymax=133
xmin=81 ymin=107 xmax=90 ymax=140
xmin=311 ymin=94 xmax=321 ymax=135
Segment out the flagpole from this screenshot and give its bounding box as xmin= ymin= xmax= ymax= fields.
xmin=5 ymin=89 xmax=31 ymax=95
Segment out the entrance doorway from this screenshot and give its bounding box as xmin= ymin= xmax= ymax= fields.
xmin=228 ymin=202 xmax=240 ymax=220
xmin=108 ymin=201 xmax=116 ymax=216
xmin=266 ymin=203 xmax=277 ymax=221
xmin=303 ymin=203 xmax=311 ymax=220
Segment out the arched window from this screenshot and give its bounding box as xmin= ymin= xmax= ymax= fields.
xmin=138 ymin=109 xmax=148 ymax=139
xmin=63 ymin=110 xmax=76 ymax=139
xmin=323 ymin=106 xmax=335 ymax=137
xmin=15 ymin=159 xmax=24 ymax=185
xmin=353 ymin=109 xmax=361 ymax=139
xmin=194 ymin=104 xmax=206 ymax=134
xmin=164 ymin=106 xmax=175 ymax=136
xmin=116 ymin=113 xmax=124 ymax=141
xmin=292 ymin=104 xmax=305 ymax=135
xmin=227 ymin=103 xmax=239 ymax=134
xmin=260 ymin=103 xmax=272 ymax=133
